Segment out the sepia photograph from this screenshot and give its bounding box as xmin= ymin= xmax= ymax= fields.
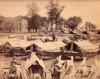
xmin=0 ymin=0 xmax=100 ymax=79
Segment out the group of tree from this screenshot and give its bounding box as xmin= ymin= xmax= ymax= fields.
xmin=26 ymin=3 xmax=48 ymax=32
xmin=1 ymin=18 xmax=15 ymax=32
xmin=26 ymin=3 xmax=67 ymax=32
xmin=27 ymin=2 xmax=98 ymax=34
xmin=47 ymin=4 xmax=64 ymax=30
xmin=66 ymin=16 xmax=82 ymax=32
xmin=27 ymin=14 xmax=48 ymax=32
xmin=0 ymin=2 xmax=97 ymax=33
xmin=26 ymin=2 xmax=84 ymax=33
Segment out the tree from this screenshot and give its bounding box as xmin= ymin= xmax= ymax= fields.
xmin=66 ymin=16 xmax=82 ymax=31
xmin=26 ymin=3 xmax=39 ymax=17
xmin=2 ymin=18 xmax=15 ymax=32
xmin=27 ymin=14 xmax=49 ymax=32
xmin=40 ymin=17 xmax=49 ymax=30
xmin=57 ymin=17 xmax=67 ymax=30
xmin=28 ymin=14 xmax=42 ymax=32
xmin=47 ymin=3 xmax=64 ymax=31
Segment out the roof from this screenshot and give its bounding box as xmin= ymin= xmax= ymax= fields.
xmin=9 ymin=39 xmax=42 ymax=48
xmin=0 ymin=36 xmax=66 ymax=52
xmin=0 ymin=37 xmax=42 ymax=48
xmin=74 ymin=40 xmax=99 ymax=53
xmin=36 ymin=41 xmax=66 ymax=52
xmin=25 ymin=52 xmax=46 ymax=71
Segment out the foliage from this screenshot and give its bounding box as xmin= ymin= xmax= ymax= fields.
xmin=40 ymin=17 xmax=49 ymax=29
xmin=1 ymin=18 xmax=15 ymax=32
xmin=26 ymin=3 xmax=38 ymax=17
xmin=66 ymin=16 xmax=82 ymax=31
xmin=27 ymin=14 xmax=48 ymax=32
xmin=57 ymin=17 xmax=67 ymax=27
xmin=28 ymin=14 xmax=41 ymax=32
xmin=47 ymin=4 xmax=64 ymax=26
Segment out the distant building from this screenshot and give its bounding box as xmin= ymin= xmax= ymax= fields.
xmin=0 ymin=16 xmax=28 ymax=33
xmin=85 ymin=22 xmax=96 ymax=32
xmin=85 ymin=25 xmax=96 ymax=32
xmin=14 ymin=16 xmax=28 ymax=33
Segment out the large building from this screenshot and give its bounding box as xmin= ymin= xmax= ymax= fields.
xmin=0 ymin=16 xmax=28 ymax=33
xmin=14 ymin=16 xmax=28 ymax=33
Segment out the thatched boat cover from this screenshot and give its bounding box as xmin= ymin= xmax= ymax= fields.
xmin=0 ymin=37 xmax=42 ymax=48
xmin=0 ymin=37 xmax=66 ymax=52
xmin=35 ymin=41 xmax=66 ymax=52
xmin=25 ymin=52 xmax=46 ymax=71
xmin=8 ymin=39 xmax=42 ymax=48
xmin=74 ymin=40 xmax=99 ymax=53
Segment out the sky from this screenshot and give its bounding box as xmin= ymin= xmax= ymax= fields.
xmin=0 ymin=0 xmax=100 ymax=26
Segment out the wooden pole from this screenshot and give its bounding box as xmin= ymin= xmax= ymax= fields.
xmin=70 ymin=42 xmax=73 ymax=53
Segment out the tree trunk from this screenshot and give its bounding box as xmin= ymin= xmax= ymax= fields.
xmin=50 ymin=22 xmax=53 ymax=31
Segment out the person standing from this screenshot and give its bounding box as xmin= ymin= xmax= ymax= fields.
xmin=51 ymin=32 xmax=57 ymax=41
xmin=51 ymin=56 xmax=66 ymax=79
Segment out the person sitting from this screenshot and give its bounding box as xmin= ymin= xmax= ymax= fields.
xmin=33 ymin=72 xmax=41 ymax=79
xmin=8 ymin=61 xmax=17 ymax=79
xmin=45 ymin=38 xmax=50 ymax=42
xmin=9 ymin=61 xmax=17 ymax=74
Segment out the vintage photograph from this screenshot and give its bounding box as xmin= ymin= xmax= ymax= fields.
xmin=0 ymin=0 xmax=100 ymax=79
